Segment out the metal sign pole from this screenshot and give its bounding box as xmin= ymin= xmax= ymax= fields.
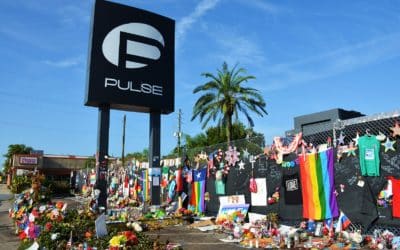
xmin=96 ymin=104 xmax=110 ymax=210
xmin=149 ymin=112 xmax=161 ymax=205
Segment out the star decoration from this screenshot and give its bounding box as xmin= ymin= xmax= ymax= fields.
xmin=197 ymin=172 xmax=202 ymax=178
xmin=336 ymin=146 xmax=345 ymax=162
xmin=382 ymin=137 xmax=396 ymax=152
xmin=238 ymin=160 xmax=245 ymax=170
xmin=346 ymin=142 xmax=357 ymax=157
xmin=198 ymin=151 xmax=208 ymax=160
xmin=337 ymin=131 xmax=345 ymax=145
xmin=242 ymin=148 xmax=250 ymax=159
xmin=352 ymin=132 xmax=360 ymax=146
xmin=376 ymin=131 xmax=386 ymax=141
xmin=225 ymin=146 xmax=240 ymax=166
xmin=390 ymin=121 xmax=400 ymax=137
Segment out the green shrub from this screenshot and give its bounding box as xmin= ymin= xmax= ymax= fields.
xmin=11 ymin=175 xmax=31 ymax=193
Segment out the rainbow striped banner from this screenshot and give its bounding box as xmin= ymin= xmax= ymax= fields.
xmin=189 ymin=168 xmax=207 ymax=213
xmin=299 ymin=148 xmax=339 ymax=220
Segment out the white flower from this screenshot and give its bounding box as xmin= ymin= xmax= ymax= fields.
xmin=51 ymin=233 xmax=59 ymax=240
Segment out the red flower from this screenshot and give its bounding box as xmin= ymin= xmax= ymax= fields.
xmin=45 ymin=222 xmax=52 ymax=231
xmin=85 ymin=231 xmax=92 ymax=239
xmin=55 ymin=202 xmax=64 ymax=210
xmin=19 ymin=231 xmax=27 ymax=240
xmin=122 ymin=231 xmax=138 ymax=245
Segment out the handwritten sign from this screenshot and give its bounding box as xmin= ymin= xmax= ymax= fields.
xmin=219 ymin=195 xmax=245 ymax=205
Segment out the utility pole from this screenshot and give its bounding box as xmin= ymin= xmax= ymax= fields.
xmin=122 ymin=114 xmax=126 ymax=167
xmin=174 ymin=109 xmax=182 ymax=157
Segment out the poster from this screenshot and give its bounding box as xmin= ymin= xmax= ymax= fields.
xmin=251 ymin=178 xmax=267 ymax=206
xmin=216 ymin=203 xmax=250 ymax=223
xmin=248 ymin=212 xmax=266 ymax=223
xmin=219 ymin=195 xmax=245 ymax=205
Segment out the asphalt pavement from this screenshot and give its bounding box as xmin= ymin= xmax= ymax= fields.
xmin=0 ymin=184 xmax=243 ymax=249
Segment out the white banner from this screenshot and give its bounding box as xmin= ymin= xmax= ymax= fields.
xmin=251 ymin=178 xmax=267 ymax=206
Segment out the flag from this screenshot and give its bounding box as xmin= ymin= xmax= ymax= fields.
xmin=324 ymin=218 xmax=333 ymax=230
xmin=175 ymin=169 xmax=183 ymax=192
xmin=142 ymin=169 xmax=149 ymax=202
xmin=335 ymin=210 xmax=351 ymax=233
xmin=161 ymin=167 xmax=169 ymax=188
xmin=189 ymin=168 xmax=207 ymax=213
xmin=340 ymin=211 xmax=351 ymax=230
xmin=299 ymin=148 xmax=339 ymax=220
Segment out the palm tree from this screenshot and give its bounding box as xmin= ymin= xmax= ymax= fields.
xmin=2 ymin=144 xmax=33 ymax=173
xmin=191 ymin=62 xmax=268 ymax=145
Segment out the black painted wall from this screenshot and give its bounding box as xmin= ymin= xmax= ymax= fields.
xmin=204 ymin=139 xmax=400 ymax=228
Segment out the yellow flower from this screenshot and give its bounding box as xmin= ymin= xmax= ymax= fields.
xmin=109 ymin=235 xmax=127 ymax=247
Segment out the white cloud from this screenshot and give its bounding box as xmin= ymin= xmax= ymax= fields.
xmin=262 ymin=33 xmax=400 ymax=91
xmin=176 ymin=0 xmax=221 ymax=46
xmin=239 ymin=0 xmax=281 ymax=14
xmin=214 ymin=30 xmax=265 ymax=67
xmin=43 ymin=56 xmax=83 ymax=68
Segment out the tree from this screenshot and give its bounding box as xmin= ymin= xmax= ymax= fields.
xmin=205 ymin=122 xmax=248 ymax=145
xmin=125 ymin=148 xmax=149 ymax=162
xmin=177 ymin=123 xmax=265 ymax=160
xmin=191 ymin=62 xmax=268 ymax=145
xmin=2 ymin=144 xmax=33 ymax=174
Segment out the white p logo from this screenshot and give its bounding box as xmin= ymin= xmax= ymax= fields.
xmin=102 ymin=23 xmax=164 ymax=69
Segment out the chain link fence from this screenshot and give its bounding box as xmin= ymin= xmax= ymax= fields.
xmin=333 ymin=110 xmax=400 ymax=146
xmin=182 ymin=135 xmax=266 ymax=160
xmin=297 ymin=110 xmax=400 ymax=147
xmin=180 ymin=109 xmax=400 ymax=235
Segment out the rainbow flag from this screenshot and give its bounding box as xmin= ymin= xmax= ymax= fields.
xmin=189 ymin=168 xmax=207 ymax=213
xmin=299 ymin=148 xmax=339 ymax=220
xmin=142 ymin=169 xmax=149 ymax=202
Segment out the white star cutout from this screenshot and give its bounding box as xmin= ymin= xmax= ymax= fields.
xmin=352 ymin=132 xmax=360 ymax=146
xmin=242 ymin=148 xmax=250 ymax=159
xmin=337 ymin=131 xmax=345 ymax=145
xmin=238 ymin=160 xmax=245 ymax=170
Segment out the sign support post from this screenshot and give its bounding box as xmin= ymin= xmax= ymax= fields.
xmin=96 ymin=104 xmax=110 ymax=210
xmin=149 ymin=112 xmax=161 ymax=205
xmin=86 ymin=0 xmax=175 ymax=209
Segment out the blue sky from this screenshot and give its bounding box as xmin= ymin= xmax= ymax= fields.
xmin=1 ymin=0 xmax=400 ymax=168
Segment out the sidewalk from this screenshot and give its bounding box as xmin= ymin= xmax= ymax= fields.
xmin=0 ymin=184 xmax=20 ymax=249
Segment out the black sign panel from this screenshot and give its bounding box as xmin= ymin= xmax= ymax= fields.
xmin=85 ymin=0 xmax=175 ymax=114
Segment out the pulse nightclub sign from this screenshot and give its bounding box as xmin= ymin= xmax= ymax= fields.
xmin=85 ymin=0 xmax=175 ymax=114
xmin=85 ymin=0 xmax=174 ymax=208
